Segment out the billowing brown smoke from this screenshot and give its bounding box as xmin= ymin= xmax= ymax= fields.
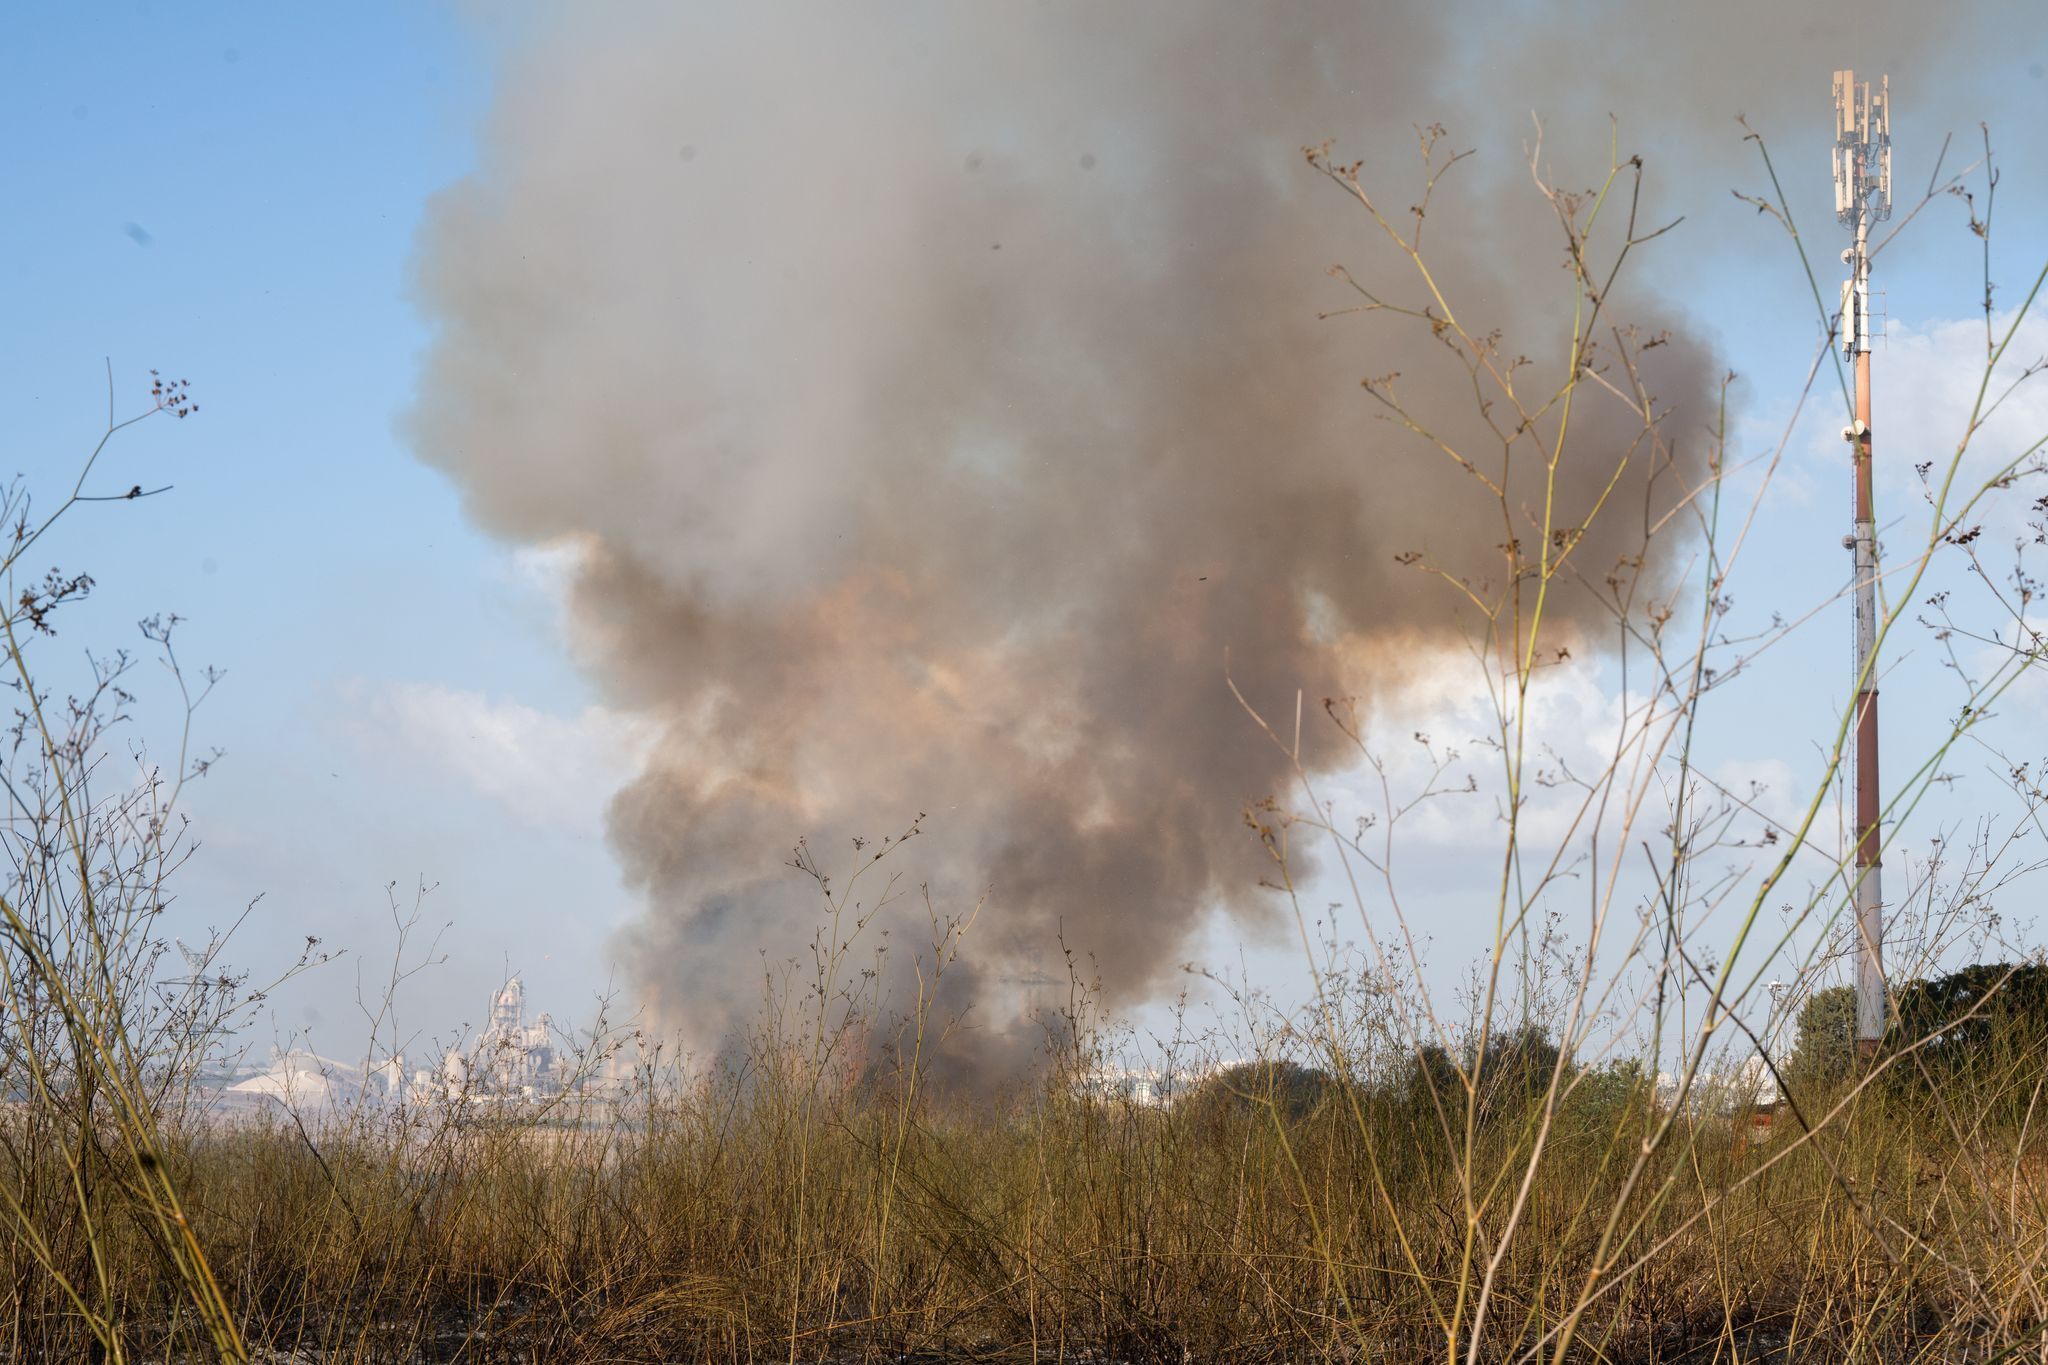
xmin=408 ymin=3 xmax=1984 ymax=1078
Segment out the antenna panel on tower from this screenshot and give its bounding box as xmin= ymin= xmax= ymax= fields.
xmin=1833 ymin=69 xmax=1892 ymax=224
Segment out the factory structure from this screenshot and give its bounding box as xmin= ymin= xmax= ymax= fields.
xmin=214 ymin=975 xmax=621 ymax=1118
xmin=430 ymin=975 xmax=565 ymax=1099
xmin=1075 ymin=1062 xmax=1226 ymax=1108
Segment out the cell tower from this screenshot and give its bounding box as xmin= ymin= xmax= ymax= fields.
xmin=1833 ymin=70 xmax=1890 ymax=1059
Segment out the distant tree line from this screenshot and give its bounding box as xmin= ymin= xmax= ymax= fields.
xmin=1785 ymin=963 xmax=2048 ymax=1116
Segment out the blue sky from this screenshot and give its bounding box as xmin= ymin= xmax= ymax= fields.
xmin=1 ymin=6 xmax=629 ymax=1052
xmin=4 ymin=4 xmax=2047 ymax=1067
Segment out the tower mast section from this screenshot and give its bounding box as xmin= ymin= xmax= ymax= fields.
xmin=1833 ymin=70 xmax=1891 ymax=1059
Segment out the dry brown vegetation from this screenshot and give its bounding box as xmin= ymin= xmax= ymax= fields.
xmin=10 ymin=1002 xmax=2048 ymax=1363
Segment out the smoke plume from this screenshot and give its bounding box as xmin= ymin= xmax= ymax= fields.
xmin=408 ymin=3 xmax=1988 ymax=1077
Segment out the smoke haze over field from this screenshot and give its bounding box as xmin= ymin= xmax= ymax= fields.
xmin=408 ymin=4 xmax=1994 ymax=1072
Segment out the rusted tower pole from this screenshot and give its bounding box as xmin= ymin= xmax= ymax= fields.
xmin=1834 ymin=70 xmax=1891 ymax=1060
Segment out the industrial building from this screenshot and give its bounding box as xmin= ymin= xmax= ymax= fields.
xmin=429 ymin=975 xmax=565 ymax=1100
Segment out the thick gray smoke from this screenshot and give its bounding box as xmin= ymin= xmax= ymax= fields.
xmin=409 ymin=3 xmax=1991 ymax=1078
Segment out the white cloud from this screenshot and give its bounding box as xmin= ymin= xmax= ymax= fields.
xmin=1808 ymin=309 xmax=2048 ymax=550
xmin=503 ymin=537 xmax=586 ymax=604
xmin=353 ymin=682 xmax=651 ymax=836
xmin=491 ymin=536 xmax=598 ymax=646
xmin=1840 ymin=312 xmax=2048 ymax=785
xmin=1314 ymin=645 xmax=1641 ymax=854
xmin=1708 ymin=756 xmax=1800 ymax=828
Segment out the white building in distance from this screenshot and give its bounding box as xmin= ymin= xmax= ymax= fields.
xmin=430 ymin=976 xmax=564 ymax=1101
